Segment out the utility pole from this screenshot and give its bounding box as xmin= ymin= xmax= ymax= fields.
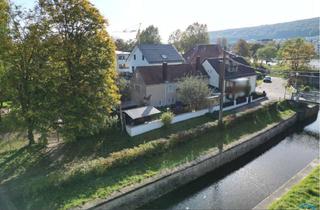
xmin=218 ymin=46 xmax=226 ymax=126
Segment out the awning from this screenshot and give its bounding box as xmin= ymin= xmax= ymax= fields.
xmin=123 ymin=106 xmax=161 ymax=120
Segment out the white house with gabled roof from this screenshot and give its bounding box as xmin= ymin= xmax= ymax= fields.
xmin=126 ymin=44 xmax=185 ymax=73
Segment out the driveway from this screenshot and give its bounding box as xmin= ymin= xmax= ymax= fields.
xmin=256 ymin=77 xmax=287 ymax=100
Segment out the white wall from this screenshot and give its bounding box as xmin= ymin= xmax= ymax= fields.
xmin=202 ymin=60 xmax=219 ymax=88
xmin=127 ymin=47 xmax=150 ymax=72
xmin=248 ymin=75 xmax=257 ymax=92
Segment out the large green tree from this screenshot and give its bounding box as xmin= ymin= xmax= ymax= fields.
xmin=39 ymin=0 xmax=120 ymax=141
xmin=256 ymin=45 xmax=278 ymax=64
xmin=177 ymin=76 xmax=211 ymax=111
xmin=234 ymin=39 xmax=250 ymax=57
xmin=278 ymin=38 xmax=315 ymax=70
xmin=168 ymin=23 xmax=209 ymax=53
xmin=138 ymin=25 xmax=161 ymax=44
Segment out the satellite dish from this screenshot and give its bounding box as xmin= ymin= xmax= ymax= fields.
xmin=161 ymin=54 xmax=168 ymax=59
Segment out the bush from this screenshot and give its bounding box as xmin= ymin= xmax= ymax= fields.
xmin=160 ymin=111 xmax=174 ymax=127
xmin=303 ymin=86 xmax=311 ymax=92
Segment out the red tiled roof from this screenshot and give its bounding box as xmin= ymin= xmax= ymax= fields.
xmin=136 ymin=64 xmax=209 ymax=85
xmin=183 ymin=44 xmax=223 ymax=64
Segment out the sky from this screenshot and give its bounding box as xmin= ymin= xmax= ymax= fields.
xmin=13 ymin=0 xmax=320 ymax=42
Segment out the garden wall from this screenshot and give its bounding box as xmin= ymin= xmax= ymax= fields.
xmin=126 ymin=96 xmax=266 ymax=137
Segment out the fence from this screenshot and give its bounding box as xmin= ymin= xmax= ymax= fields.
xmin=126 ymin=95 xmax=266 ymax=137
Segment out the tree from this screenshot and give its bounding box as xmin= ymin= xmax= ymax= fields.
xmin=0 ymin=0 xmax=10 ymax=122
xmin=39 ymin=0 xmax=120 ymax=141
xmin=216 ymin=37 xmax=228 ymax=49
xmin=256 ymin=45 xmax=278 ymax=64
xmin=114 ymin=38 xmax=135 ymax=52
xmin=168 ymin=23 xmax=209 ymax=53
xmin=177 ymin=76 xmax=211 ymax=111
xmin=249 ymin=43 xmax=264 ymax=59
xmin=180 ymin=23 xmax=209 ymax=53
xmin=168 ymin=29 xmax=183 ymax=52
xmin=234 ymin=39 xmax=250 ymax=57
xmin=6 ymin=5 xmax=52 ymax=145
xmin=278 ymin=38 xmax=315 ymax=70
xmin=138 ymin=25 xmax=161 ymax=44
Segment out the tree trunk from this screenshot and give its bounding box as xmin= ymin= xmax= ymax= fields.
xmin=0 ymin=101 xmax=2 ymax=122
xmin=27 ymin=123 xmax=35 ymax=145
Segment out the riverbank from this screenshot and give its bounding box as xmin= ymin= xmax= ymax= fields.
xmin=0 ymin=101 xmax=296 ymax=210
xmin=254 ymin=159 xmax=319 ymax=210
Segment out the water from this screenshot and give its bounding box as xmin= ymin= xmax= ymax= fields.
xmin=141 ymin=114 xmax=319 ymax=210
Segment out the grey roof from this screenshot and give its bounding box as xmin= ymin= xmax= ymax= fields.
xmin=138 ymin=44 xmax=185 ymax=64
xmin=123 ymin=106 xmax=161 ymax=120
xmin=206 ymin=58 xmax=256 ymax=80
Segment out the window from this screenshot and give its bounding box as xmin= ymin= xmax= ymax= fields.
xmin=142 ymin=55 xmax=145 ymax=60
xmin=132 ymin=66 xmax=135 ymax=72
xmin=118 ymin=55 xmax=125 ymax=60
xmin=134 ymin=54 xmax=136 ymax=60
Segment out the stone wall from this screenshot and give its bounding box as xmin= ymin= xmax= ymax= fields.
xmin=82 ymin=114 xmax=297 ymax=210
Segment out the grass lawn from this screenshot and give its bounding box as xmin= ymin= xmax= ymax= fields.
xmin=0 ymin=102 xmax=296 ymax=210
xmin=269 ymin=165 xmax=320 ymax=210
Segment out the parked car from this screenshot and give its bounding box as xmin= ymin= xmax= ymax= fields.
xmin=263 ymin=76 xmax=272 ymax=83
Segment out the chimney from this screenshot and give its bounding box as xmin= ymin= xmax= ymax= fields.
xmin=162 ymin=62 xmax=168 ymax=82
xmin=196 ymin=56 xmax=201 ymax=71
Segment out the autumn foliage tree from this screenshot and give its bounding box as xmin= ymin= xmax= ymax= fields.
xmin=278 ymin=38 xmax=315 ymax=70
xmin=39 ymin=0 xmax=120 ymax=141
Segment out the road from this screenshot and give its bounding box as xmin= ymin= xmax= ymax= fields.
xmin=256 ymin=77 xmax=287 ymax=100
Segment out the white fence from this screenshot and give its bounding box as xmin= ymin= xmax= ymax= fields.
xmin=126 ymin=96 xmax=266 ymax=137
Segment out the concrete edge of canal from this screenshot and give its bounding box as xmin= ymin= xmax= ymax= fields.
xmin=253 ymin=158 xmax=320 ymax=210
xmin=77 ymin=114 xmax=300 ymax=210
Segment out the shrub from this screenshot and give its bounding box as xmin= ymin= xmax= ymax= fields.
xmin=303 ymin=86 xmax=311 ymax=92
xmin=161 ymin=111 xmax=174 ymax=127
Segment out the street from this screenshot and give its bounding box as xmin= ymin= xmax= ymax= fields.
xmin=256 ymin=77 xmax=287 ymax=100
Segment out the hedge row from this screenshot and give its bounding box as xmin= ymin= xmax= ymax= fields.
xmin=30 ymin=101 xmax=287 ymax=192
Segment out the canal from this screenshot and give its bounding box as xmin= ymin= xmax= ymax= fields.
xmin=141 ymin=114 xmax=319 ymax=210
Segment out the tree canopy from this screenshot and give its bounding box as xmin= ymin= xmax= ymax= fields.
xmin=177 ymin=76 xmax=211 ymax=111
xmin=278 ymin=38 xmax=315 ymax=70
xmin=168 ymin=22 xmax=209 ymax=53
xmin=114 ymin=38 xmax=135 ymax=52
xmin=3 ymin=0 xmax=120 ymax=143
xmin=138 ymin=25 xmax=161 ymax=44
xmin=256 ymin=45 xmax=278 ymax=64
xmin=233 ymin=39 xmax=250 ymax=57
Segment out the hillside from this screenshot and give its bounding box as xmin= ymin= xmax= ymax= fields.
xmin=209 ymin=17 xmax=319 ymax=43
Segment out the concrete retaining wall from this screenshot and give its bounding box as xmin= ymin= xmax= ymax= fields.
xmin=85 ymin=114 xmax=297 ymax=210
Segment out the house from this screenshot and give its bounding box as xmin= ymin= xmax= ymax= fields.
xmin=126 ymin=44 xmax=185 ymax=73
xmin=202 ymin=57 xmax=257 ymax=100
xmin=116 ymin=51 xmax=131 ymax=73
xmin=130 ymin=60 xmax=209 ymax=107
xmin=183 ymin=44 xmax=251 ymax=66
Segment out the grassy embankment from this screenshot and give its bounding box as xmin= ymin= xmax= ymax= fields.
xmin=0 ymin=101 xmax=295 ymax=210
xmin=269 ymin=165 xmax=320 ymax=210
